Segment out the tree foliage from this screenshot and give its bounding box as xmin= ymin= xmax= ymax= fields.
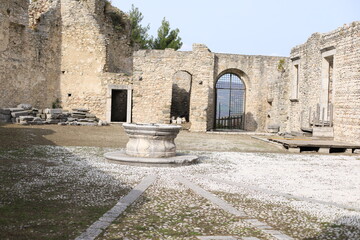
xmin=128 ymin=5 xmax=151 ymax=49
xmin=128 ymin=6 xmax=182 ymax=50
xmin=150 ymin=18 xmax=182 ymax=50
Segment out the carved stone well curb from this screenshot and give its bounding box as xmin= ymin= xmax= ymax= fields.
xmin=104 ymin=123 xmax=198 ymax=165
xmin=124 ymin=123 xmax=181 ymax=158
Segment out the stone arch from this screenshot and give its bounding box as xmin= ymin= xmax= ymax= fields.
xmin=214 ymin=69 xmax=248 ymax=130
xmin=215 ymin=68 xmax=250 ymax=89
xmin=170 ymin=70 xmax=192 ymax=123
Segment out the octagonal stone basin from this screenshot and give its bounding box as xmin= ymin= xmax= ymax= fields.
xmin=124 ymin=123 xmax=181 ymax=158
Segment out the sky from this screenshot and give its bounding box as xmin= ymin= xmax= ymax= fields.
xmin=113 ymin=0 xmax=360 ymax=57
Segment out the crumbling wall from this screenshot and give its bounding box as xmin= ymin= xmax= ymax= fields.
xmin=286 ymin=22 xmax=360 ymax=144
xmin=133 ymin=44 xmax=215 ymax=132
xmin=214 ymin=53 xmax=287 ymax=132
xmin=0 ymin=0 xmax=61 ymax=109
xmin=332 ymin=22 xmax=360 ymax=144
xmin=60 ymin=0 xmax=133 ymax=119
xmin=133 ymin=45 xmax=286 ymax=132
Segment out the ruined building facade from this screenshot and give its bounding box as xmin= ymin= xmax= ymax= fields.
xmin=1 ymin=0 xmax=359 ymax=144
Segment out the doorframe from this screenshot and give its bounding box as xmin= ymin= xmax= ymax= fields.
xmin=106 ymin=85 xmax=132 ymax=123
xmin=214 ymin=72 xmax=246 ymax=130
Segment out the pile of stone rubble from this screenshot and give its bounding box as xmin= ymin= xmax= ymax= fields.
xmin=0 ymin=104 xmax=108 ymax=126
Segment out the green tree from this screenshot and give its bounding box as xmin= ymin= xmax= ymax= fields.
xmin=150 ymin=18 xmax=183 ymax=50
xmin=128 ymin=5 xmax=151 ymax=49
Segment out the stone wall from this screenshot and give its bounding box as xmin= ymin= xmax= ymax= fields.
xmin=0 ymin=0 xmax=133 ymax=120
xmin=0 ymin=0 xmax=61 ymax=109
xmin=1 ymin=1 xmax=359 ymax=144
xmin=133 ymin=45 xmax=215 ymax=131
xmin=133 ymin=44 xmax=286 ymax=132
xmin=59 ymin=0 xmax=133 ymax=119
xmin=287 ymin=21 xmax=360 ymax=144
xmin=214 ymin=53 xmax=287 ymax=131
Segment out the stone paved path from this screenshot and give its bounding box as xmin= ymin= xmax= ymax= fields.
xmin=78 ymin=175 xmax=294 ymax=240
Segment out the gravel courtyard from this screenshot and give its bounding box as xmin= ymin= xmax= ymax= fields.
xmin=0 ymin=123 xmax=359 ymax=239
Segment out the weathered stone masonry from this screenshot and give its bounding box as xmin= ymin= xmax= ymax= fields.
xmin=0 ymin=0 xmax=133 ymax=121
xmin=286 ymin=22 xmax=360 ymax=144
xmin=0 ymin=0 xmax=61 ymax=109
xmin=132 ymin=45 xmax=285 ymax=132
xmin=0 ymin=0 xmax=359 ymax=144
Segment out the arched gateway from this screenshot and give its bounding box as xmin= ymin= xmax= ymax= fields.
xmin=215 ymin=73 xmax=246 ymax=130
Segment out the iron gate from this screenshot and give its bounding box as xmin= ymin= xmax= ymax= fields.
xmin=215 ymin=73 xmax=245 ymax=129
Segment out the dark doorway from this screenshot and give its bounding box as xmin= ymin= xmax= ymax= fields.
xmin=111 ymin=90 xmax=127 ymax=122
xmin=215 ymin=73 xmax=246 ymax=130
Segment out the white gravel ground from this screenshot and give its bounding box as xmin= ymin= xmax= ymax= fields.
xmin=3 ymin=146 xmax=360 ymax=239
xmin=59 ymin=146 xmax=360 ymax=228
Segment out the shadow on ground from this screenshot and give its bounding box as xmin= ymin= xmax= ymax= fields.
xmin=0 ymin=123 xmax=136 ymax=239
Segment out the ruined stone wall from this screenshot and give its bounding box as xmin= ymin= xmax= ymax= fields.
xmin=267 ymin=66 xmax=290 ymax=133
xmin=60 ymin=0 xmax=133 ymax=119
xmin=133 ymin=45 xmax=215 ymax=132
xmin=0 ymin=0 xmax=132 ymax=120
xmin=287 ymin=22 xmax=360 ymax=144
xmin=214 ymin=54 xmax=287 ymax=131
xmin=133 ymin=45 xmax=286 ymax=132
xmin=0 ymin=0 xmax=61 ymax=109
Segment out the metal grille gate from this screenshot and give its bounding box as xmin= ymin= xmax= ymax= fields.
xmin=215 ymin=73 xmax=245 ymax=129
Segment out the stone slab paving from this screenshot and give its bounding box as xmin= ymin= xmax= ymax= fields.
xmin=75 ymin=175 xmax=157 ymax=240
xmin=175 ymin=175 xmax=246 ymax=217
xmin=175 ymin=175 xmax=294 ymax=240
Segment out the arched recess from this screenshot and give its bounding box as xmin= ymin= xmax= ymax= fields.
xmin=214 ymin=70 xmax=247 ymax=130
xmin=170 ymin=70 xmax=192 ymax=123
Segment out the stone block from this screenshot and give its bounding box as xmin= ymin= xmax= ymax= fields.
xmin=17 ymin=103 xmax=32 ymax=110
xmin=36 ymin=113 xmax=46 ymax=119
xmin=313 ymin=127 xmax=334 ymax=138
xmin=85 ymin=113 xmax=96 ymax=118
xmin=0 ymin=114 xmax=11 ymax=120
xmin=19 ymin=121 xmax=29 ymax=125
xmin=318 ymin=148 xmax=330 ymax=153
xmin=288 ymin=147 xmax=300 ymax=153
xmin=78 ymin=122 xmax=98 ymax=126
xmin=45 ymin=119 xmax=60 ymax=124
xmin=72 ymin=108 xmax=89 ymax=112
xmin=72 ymin=113 xmax=86 ymax=119
xmin=268 ymin=124 xmax=280 ymax=133
xmin=19 ymin=116 xmax=35 ymax=121
xmin=8 ymin=108 xmax=24 ymax=113
xmin=44 ymin=108 xmax=63 ymax=114
xmin=345 ymin=149 xmax=354 ymax=154
xmin=0 ymin=108 xmax=11 ymax=115
xmin=11 ymin=111 xmax=30 ymax=118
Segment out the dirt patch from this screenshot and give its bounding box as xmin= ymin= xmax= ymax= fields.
xmin=0 ymin=123 xmax=283 ymax=153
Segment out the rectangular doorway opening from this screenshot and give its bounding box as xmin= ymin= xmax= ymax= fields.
xmin=111 ymin=90 xmax=127 ymax=122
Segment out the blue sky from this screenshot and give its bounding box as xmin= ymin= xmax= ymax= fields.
xmin=113 ymin=0 xmax=360 ymax=56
